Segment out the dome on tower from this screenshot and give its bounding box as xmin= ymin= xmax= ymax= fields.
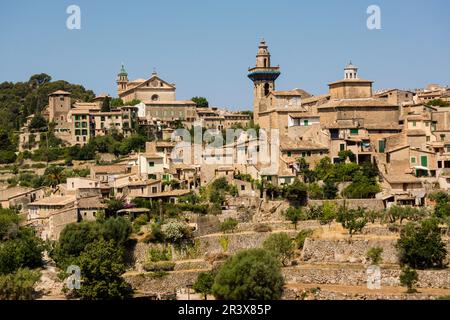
xmin=118 ymin=64 xmax=128 ymax=76
xmin=343 ymin=61 xmax=359 ymax=80
xmin=345 ymin=61 xmax=358 ymax=70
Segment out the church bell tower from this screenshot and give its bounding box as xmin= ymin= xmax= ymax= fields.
xmin=116 ymin=64 xmax=129 ymax=95
xmin=247 ymin=39 xmax=280 ymax=124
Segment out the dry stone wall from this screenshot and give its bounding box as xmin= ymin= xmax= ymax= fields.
xmin=302 ymin=238 xmax=399 ymax=264
xmin=308 ymin=199 xmax=385 ymax=211
xmin=283 ymin=266 xmax=450 ymax=289
xmin=125 ymin=271 xmax=202 ymax=294
xmin=302 ymin=238 xmax=450 ymax=265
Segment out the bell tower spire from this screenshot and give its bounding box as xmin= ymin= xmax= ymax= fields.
xmin=248 ymin=39 xmax=280 ymax=124
xmin=117 ymin=63 xmax=129 ymax=95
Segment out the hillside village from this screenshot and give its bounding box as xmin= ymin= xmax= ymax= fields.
xmin=1 ymin=40 xmax=450 ymax=300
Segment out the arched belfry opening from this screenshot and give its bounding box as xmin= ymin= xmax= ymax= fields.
xmin=264 ymin=83 xmax=270 ymax=96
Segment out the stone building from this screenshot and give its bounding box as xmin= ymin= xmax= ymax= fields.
xmin=70 ymin=103 xmax=137 ymax=146
xmin=374 ymin=89 xmax=415 ymax=106
xmin=116 ymin=66 xmax=196 ymax=126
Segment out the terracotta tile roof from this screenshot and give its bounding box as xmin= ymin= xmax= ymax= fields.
xmin=115 ymin=179 xmax=161 ymax=188
xmin=328 ymin=78 xmax=373 ymax=86
xmin=384 ymin=174 xmax=420 ymax=184
xmin=138 ymin=189 xmax=191 ymax=198
xmin=29 ymin=195 xmax=76 ymax=206
xmin=385 ymin=144 xmax=409 ymax=154
xmin=317 ymin=98 xmax=398 ymax=109
xmin=271 ymin=89 xmax=312 ymax=97
xmin=91 ymin=165 xmax=128 ymax=174
xmin=280 ymin=136 xmax=328 ymax=151
xmin=301 ymin=94 xmax=331 ymax=104
xmin=142 ymin=152 xmax=164 ymax=159
xmin=156 ymin=141 xmax=177 ymax=147
xmin=77 ymin=196 xmax=106 ymax=209
xmin=143 ymin=100 xmax=195 ymax=106
xmin=49 ymin=90 xmax=70 ymax=96
xmin=287 ymin=112 xmax=319 ymax=118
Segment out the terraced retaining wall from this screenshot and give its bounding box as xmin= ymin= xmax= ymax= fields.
xmin=302 ymin=238 xmax=450 ymax=265
xmin=283 ymin=266 xmax=450 ymax=289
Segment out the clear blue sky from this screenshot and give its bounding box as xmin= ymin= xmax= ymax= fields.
xmin=1 ymin=0 xmax=449 ymax=110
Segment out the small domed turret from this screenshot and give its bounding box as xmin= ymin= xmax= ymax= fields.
xmin=344 ymin=61 xmax=358 ymax=79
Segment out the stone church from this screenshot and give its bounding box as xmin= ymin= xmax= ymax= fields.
xmin=116 ymin=66 xmax=196 ymax=124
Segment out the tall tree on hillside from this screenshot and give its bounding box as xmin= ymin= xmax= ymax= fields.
xmin=191 ymin=96 xmax=209 ymax=108
xmin=28 ymin=73 xmax=52 ymax=89
xmin=101 ymin=96 xmax=111 ymax=112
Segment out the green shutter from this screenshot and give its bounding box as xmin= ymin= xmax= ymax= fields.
xmin=378 ymin=140 xmax=385 ymax=153
xmin=421 ymin=156 xmax=428 ymax=167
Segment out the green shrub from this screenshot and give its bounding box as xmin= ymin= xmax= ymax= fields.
xmin=75 ymin=239 xmax=132 ymax=299
xmin=337 ymin=207 xmax=367 ymax=236
xmin=295 ymin=229 xmax=313 ymax=249
xmin=161 ymin=220 xmax=192 ymax=244
xmin=0 ymin=228 xmax=44 ymax=274
xmin=212 ymin=249 xmax=284 ymax=300
xmin=147 ymin=247 xmax=171 ymax=262
xmin=220 ymin=218 xmax=238 ymax=233
xmin=396 ymin=219 xmax=447 ymax=269
xmin=218 ymin=235 xmax=229 ymax=253
xmin=400 ymin=266 xmax=419 ymax=293
xmin=319 ymin=202 xmax=338 ymax=226
xmin=51 ymin=217 xmax=131 ymax=270
xmin=193 ymin=271 xmax=215 ymax=300
xmin=143 ymin=224 xmax=165 ymax=243
xmin=366 ymin=247 xmax=383 ymax=265
xmin=209 ymin=203 xmax=222 ymax=215
xmin=284 ymin=207 xmax=305 ymax=229
xmin=262 ymin=233 xmax=294 ymax=266
xmin=132 ymin=214 xmax=149 ymax=233
xmin=0 ymin=268 xmax=41 ymax=300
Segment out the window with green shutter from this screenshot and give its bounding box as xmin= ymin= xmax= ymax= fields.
xmin=378 ymin=140 xmax=385 ymax=153
xmin=421 ymin=156 xmax=428 ymax=167
xmin=350 ymin=128 xmax=359 ymax=135
xmin=411 ymin=157 xmax=416 ymax=164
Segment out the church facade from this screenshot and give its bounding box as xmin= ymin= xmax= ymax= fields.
xmin=116 ymin=66 xmax=196 ymax=124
